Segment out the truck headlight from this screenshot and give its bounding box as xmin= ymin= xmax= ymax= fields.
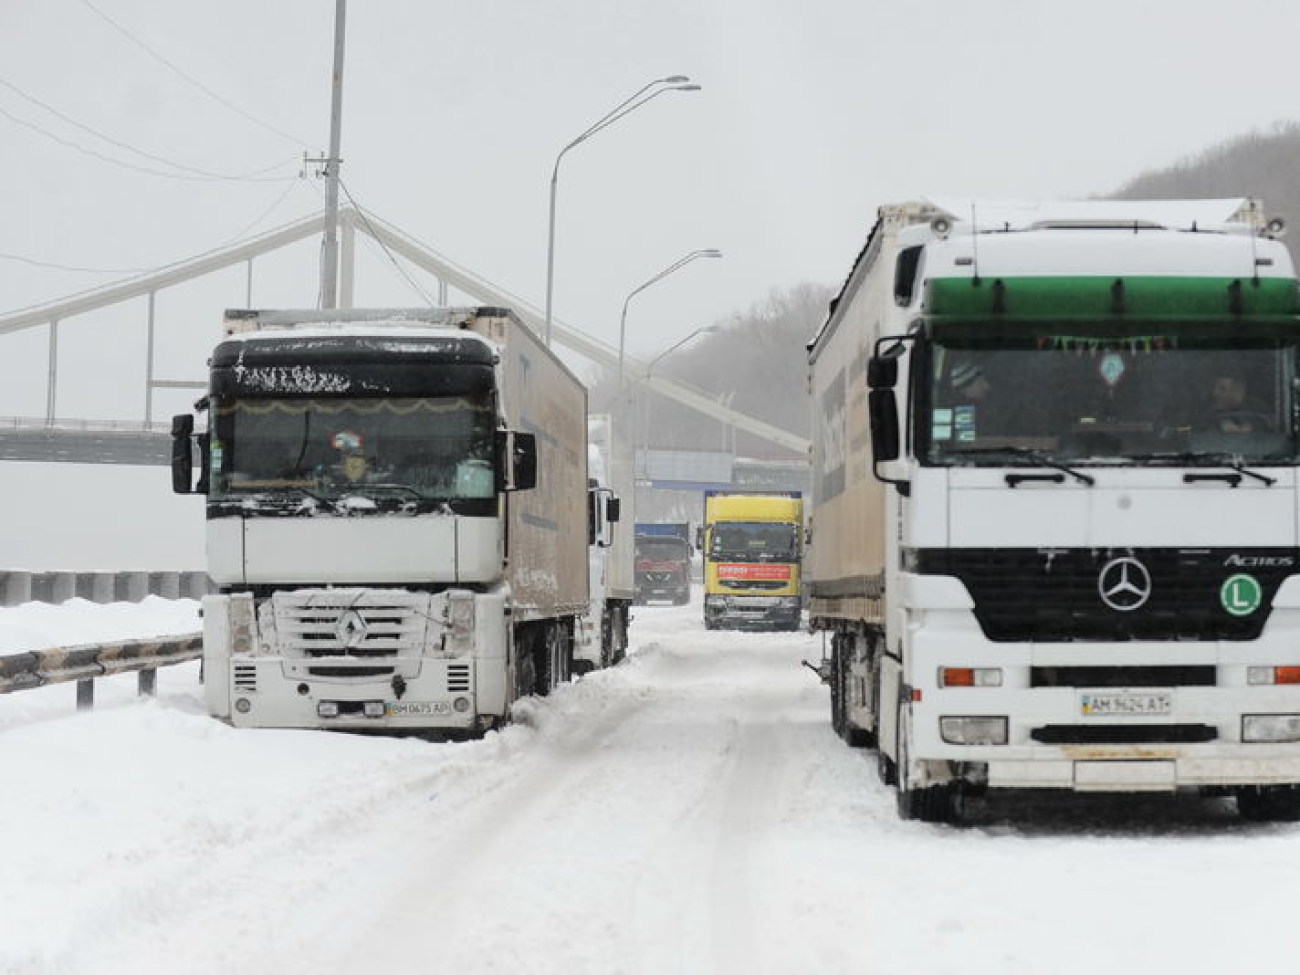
xmin=940 ymin=716 xmax=1008 ymax=745
xmin=445 ymin=591 xmax=476 ymax=655
xmin=229 ymin=592 xmax=255 ymax=655
xmin=1243 ymin=714 xmax=1300 ymax=742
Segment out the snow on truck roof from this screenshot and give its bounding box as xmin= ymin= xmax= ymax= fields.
xmin=924 ymin=226 xmax=1296 ymax=280
xmin=924 ymin=197 xmax=1267 ymax=235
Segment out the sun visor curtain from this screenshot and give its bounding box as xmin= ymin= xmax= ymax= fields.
xmin=210 ymin=337 xmax=497 ymax=398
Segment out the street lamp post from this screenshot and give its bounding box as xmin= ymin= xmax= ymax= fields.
xmin=618 ymin=249 xmax=722 ymax=382
xmin=638 ymin=325 xmax=719 ymax=477
xmin=544 ymin=75 xmax=700 ymax=346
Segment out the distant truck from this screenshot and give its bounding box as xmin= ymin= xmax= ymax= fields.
xmin=808 ymin=198 xmax=1300 ymax=822
xmin=634 ymin=522 xmax=692 ymax=605
xmin=582 ymin=415 xmax=634 ymax=668
xmin=702 ymin=491 xmax=803 ymax=630
xmin=172 ymin=306 xmax=588 ymax=734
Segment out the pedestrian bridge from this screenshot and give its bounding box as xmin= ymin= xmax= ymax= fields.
xmin=0 ymin=207 xmax=807 ymax=462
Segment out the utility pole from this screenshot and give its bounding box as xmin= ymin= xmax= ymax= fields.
xmin=319 ymin=0 xmax=347 ymax=309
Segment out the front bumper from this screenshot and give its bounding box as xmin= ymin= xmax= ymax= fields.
xmin=220 ymin=655 xmax=488 ymax=731
xmin=704 ymin=594 xmax=802 ymax=628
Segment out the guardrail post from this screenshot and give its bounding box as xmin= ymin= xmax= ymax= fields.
xmin=124 ymin=572 xmax=149 ymax=602
xmin=138 ymin=668 xmax=157 ymax=697
xmin=52 ymin=573 xmax=76 ymax=604
xmin=91 ymin=573 xmax=115 ymax=604
xmin=76 ymin=679 xmax=94 ymax=710
xmin=2 ymin=572 xmax=32 ymax=607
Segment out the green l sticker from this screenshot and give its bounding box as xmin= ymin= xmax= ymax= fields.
xmin=1221 ymin=573 xmax=1263 ymax=617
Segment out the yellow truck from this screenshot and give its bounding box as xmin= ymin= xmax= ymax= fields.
xmin=702 ymin=491 xmax=803 ymax=631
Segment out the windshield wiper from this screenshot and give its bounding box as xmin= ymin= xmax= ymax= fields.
xmin=952 ymin=446 xmax=1095 ymax=486
xmin=1127 ymin=452 xmax=1277 ymax=487
xmin=236 ymin=484 xmax=328 ymax=503
xmin=356 ymin=483 xmax=425 ymax=499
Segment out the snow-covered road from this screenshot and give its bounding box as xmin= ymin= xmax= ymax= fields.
xmin=5 ymin=597 xmax=1300 ymax=975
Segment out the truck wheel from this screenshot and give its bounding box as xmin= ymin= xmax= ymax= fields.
xmin=1236 ymin=785 xmax=1300 ymax=821
xmin=876 ymin=748 xmax=896 ymax=786
xmin=612 ymin=607 xmax=628 ymax=665
xmin=546 ymin=623 xmax=571 ymax=691
xmin=895 ymin=712 xmax=959 ymax=823
xmin=518 ymin=631 xmax=540 ymax=698
xmin=832 ymin=635 xmax=875 ymax=749
xmin=830 ymin=639 xmax=847 ymax=737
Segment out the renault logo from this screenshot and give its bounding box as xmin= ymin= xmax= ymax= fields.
xmin=1098 ymin=557 xmax=1152 ymax=612
xmin=335 ymin=609 xmax=370 ymax=649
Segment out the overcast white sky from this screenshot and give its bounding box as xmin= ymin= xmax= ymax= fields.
xmin=3 ymin=0 xmax=1300 ymax=421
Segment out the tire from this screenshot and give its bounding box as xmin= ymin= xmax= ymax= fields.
xmin=832 ymin=634 xmax=875 ymax=749
xmin=546 ymin=622 xmax=571 ymax=691
xmin=1236 ymin=785 xmax=1300 ymax=821
xmin=877 ymin=748 xmax=897 ymax=786
xmin=599 ymin=612 xmax=615 ymax=670
xmin=611 ymin=606 xmax=628 ymax=666
xmin=895 ymin=710 xmax=959 ymax=823
xmin=830 ymin=637 xmax=847 ymax=738
xmin=517 ymin=629 xmax=540 ymax=698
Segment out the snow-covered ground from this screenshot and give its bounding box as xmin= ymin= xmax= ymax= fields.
xmin=4 ymin=596 xmax=1300 ymax=975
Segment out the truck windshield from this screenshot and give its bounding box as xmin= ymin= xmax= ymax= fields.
xmin=209 ymin=395 xmax=497 ymax=500
xmin=636 ymin=538 xmax=689 ymax=561
xmin=920 ymin=331 xmax=1300 ymax=466
xmin=709 ymin=523 xmax=799 ymax=562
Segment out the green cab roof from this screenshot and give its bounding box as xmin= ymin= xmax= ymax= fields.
xmin=925 ymin=275 xmax=1300 ymax=324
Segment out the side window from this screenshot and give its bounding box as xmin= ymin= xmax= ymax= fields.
xmin=893 ymin=246 xmax=923 ymax=306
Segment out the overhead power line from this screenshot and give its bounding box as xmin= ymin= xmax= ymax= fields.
xmin=77 ymin=0 xmax=312 ymax=149
xmin=0 ymin=252 xmax=150 ymax=274
xmin=337 ymin=179 xmax=437 ymax=307
xmin=0 ymin=102 xmax=299 ymax=184
xmin=0 ymin=75 xmax=298 ymax=182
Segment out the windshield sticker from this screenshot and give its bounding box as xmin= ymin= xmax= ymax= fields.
xmin=1221 ymin=573 xmax=1263 ymax=616
xmin=933 ymin=407 xmax=954 ymax=441
xmin=954 ymin=405 xmax=976 ymax=442
xmin=330 ymin=430 xmax=364 ymax=452
xmin=1099 ymin=353 xmax=1126 ymax=387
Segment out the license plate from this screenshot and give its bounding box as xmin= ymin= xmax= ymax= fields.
xmin=385 ymin=701 xmax=451 ymax=717
xmin=1080 ymin=691 xmax=1172 ymax=717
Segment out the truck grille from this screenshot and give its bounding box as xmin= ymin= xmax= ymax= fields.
xmin=1031 ymin=666 xmax=1216 ymax=687
xmin=262 ymin=589 xmax=437 ymax=677
xmin=912 ymin=548 xmax=1295 ymax=643
xmin=1032 ymin=724 xmax=1218 ymax=744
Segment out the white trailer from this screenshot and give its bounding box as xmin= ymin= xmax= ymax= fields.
xmin=808 ymin=199 xmax=1300 ymax=821
xmin=577 ymin=414 xmax=634 ymax=670
xmin=173 ymin=306 xmax=589 ymax=734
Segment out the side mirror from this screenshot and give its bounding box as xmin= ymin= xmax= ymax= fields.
xmin=171 ymin=414 xmax=194 ymax=494
xmin=496 ymin=431 xmax=537 ymax=491
xmin=867 ymin=354 xmax=898 ymax=390
xmin=512 ymin=432 xmax=538 ymax=491
xmin=868 ymin=388 xmax=900 ymax=462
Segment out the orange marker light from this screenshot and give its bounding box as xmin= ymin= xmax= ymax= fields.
xmin=940 ymin=668 xmax=975 ymax=687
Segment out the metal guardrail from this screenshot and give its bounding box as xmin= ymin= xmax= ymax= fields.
xmin=0 ymin=632 xmax=202 ymax=710
xmin=0 ymin=571 xmax=212 ymax=607
xmin=0 ymin=415 xmax=175 ymax=433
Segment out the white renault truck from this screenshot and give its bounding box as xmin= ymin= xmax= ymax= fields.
xmin=578 ymin=414 xmax=634 ymax=670
xmin=172 ymin=306 xmax=588 ymax=734
xmin=807 ymin=199 xmax=1300 ymax=821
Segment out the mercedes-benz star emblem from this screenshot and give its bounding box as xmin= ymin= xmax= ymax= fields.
xmin=1097 ymin=556 xmax=1152 ymax=612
